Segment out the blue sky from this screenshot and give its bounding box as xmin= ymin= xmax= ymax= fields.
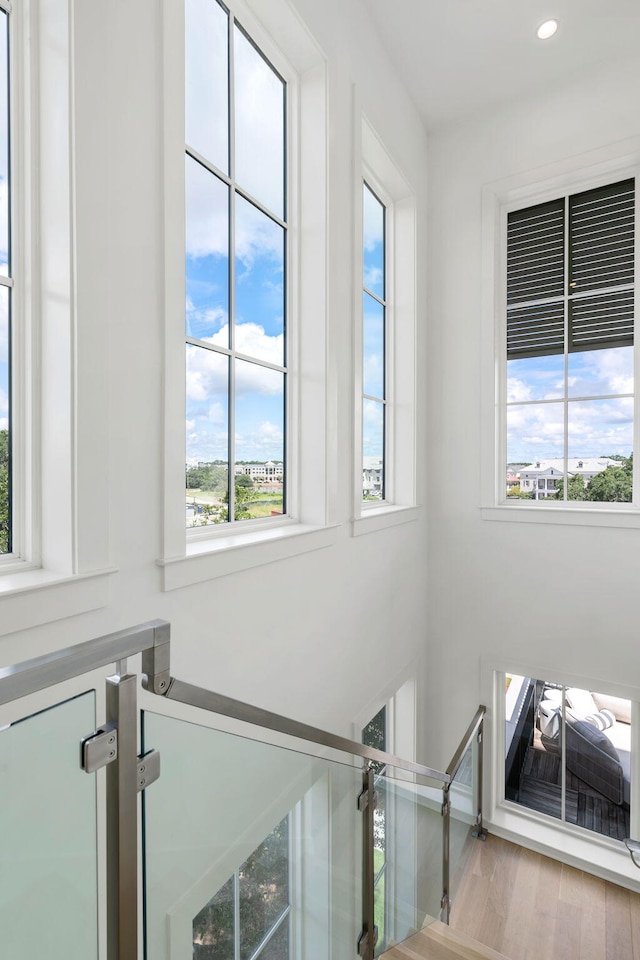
xmin=185 ymin=6 xmax=285 ymax=469
xmin=507 ymin=347 xmax=633 ymax=462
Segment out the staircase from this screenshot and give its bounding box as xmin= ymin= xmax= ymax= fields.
xmin=381 ymin=922 xmax=510 ymax=960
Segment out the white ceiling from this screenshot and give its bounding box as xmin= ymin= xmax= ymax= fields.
xmin=366 ymin=0 xmax=640 ymax=130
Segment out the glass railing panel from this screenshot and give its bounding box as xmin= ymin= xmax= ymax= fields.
xmin=448 ymin=741 xmax=477 ymax=916
xmin=373 ymin=770 xmax=444 ymax=955
xmin=143 ymin=710 xmax=364 ymax=960
xmin=0 ymin=691 xmax=99 ymax=960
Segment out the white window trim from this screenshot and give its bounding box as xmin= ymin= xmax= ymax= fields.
xmin=352 ymin=112 xmax=418 ymax=537
xmin=482 ymin=655 xmax=640 ymax=891
xmin=481 ymin=139 xmax=640 ymax=529
xmin=160 ymin=0 xmax=335 ymax=590
xmin=0 ymin=0 xmax=113 ymax=634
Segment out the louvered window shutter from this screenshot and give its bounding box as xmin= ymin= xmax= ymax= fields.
xmin=506 ymin=179 xmax=634 ymax=361
xmin=569 ymin=179 xmax=634 ymax=352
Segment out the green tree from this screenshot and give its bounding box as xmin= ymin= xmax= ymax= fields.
xmin=236 ymin=473 xmax=255 ymax=491
xmin=554 ymin=474 xmax=587 ymax=501
xmin=586 ymin=456 xmax=632 ymax=502
xmin=0 ymin=429 xmax=8 ymax=554
xmin=219 ymin=478 xmax=255 ymax=521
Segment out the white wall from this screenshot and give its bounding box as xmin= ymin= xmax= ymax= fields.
xmin=427 ymin=55 xmax=640 ymax=768
xmin=0 ymin=1 xmax=430 ymax=759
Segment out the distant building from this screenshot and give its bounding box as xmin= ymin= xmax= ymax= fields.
xmin=518 ymin=458 xmax=622 ymax=499
xmin=363 ymin=456 xmax=383 ymax=497
xmin=234 ymin=461 xmax=284 ymax=483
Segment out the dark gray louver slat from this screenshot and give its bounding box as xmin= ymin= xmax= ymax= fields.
xmin=507 ymin=199 xmax=565 ymax=306
xmin=570 ymin=289 xmax=634 ymax=353
xmin=507 ymin=301 xmax=564 ymax=360
xmin=569 ymin=179 xmax=635 ymax=293
xmin=507 ymin=180 xmax=634 ymax=361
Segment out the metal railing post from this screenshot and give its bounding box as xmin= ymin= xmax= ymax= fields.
xmin=472 ymin=718 xmax=487 ymax=841
xmin=358 ymin=764 xmax=377 ymax=959
xmin=106 ymin=672 xmax=139 ymax=960
xmin=441 ymin=782 xmax=451 ymax=924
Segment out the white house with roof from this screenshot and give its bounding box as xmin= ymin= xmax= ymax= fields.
xmin=519 ymin=458 xmax=621 ymax=498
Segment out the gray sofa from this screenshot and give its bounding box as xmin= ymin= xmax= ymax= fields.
xmin=538 ymin=688 xmax=631 ymax=807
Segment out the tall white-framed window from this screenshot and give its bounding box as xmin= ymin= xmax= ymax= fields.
xmin=185 ymin=0 xmax=287 ymax=531
xmin=362 ymin=182 xmax=387 ymax=503
xmin=161 ymin=0 xmax=330 ymax=588
xmin=482 ymin=155 xmax=640 ymax=526
xmin=354 ymin=116 xmax=417 ymax=534
xmin=0 ymin=0 xmax=11 ymax=558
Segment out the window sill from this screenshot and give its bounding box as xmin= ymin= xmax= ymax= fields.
xmin=491 ymin=802 xmax=640 ymax=894
xmin=352 ymin=504 xmax=421 ymax=537
xmin=0 ymin=566 xmax=116 ymax=638
xmin=159 ymin=522 xmax=340 ymax=591
xmin=482 ymin=503 xmax=640 ymax=529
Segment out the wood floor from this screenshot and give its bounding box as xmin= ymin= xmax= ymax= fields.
xmin=381 ymin=922 xmax=509 ymax=960
xmin=449 ymin=834 xmax=640 ymax=960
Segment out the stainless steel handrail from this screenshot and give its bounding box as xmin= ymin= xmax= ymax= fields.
xmin=0 ymin=620 xmax=168 ymax=706
xmin=0 ymin=619 xmax=449 ymax=781
xmin=445 ymin=704 xmax=486 ymax=780
xmin=159 ymin=677 xmax=451 ymax=783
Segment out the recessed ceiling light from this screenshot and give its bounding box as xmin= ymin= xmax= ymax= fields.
xmin=537 ymin=19 xmax=558 ymax=40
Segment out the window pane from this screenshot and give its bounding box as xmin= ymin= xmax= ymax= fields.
xmin=0 ymin=11 xmax=8 ymax=275
xmin=186 ymin=157 xmax=229 ymax=344
xmin=0 ymin=285 xmax=8 ymax=553
xmin=568 ymin=346 xmax=633 ymax=399
xmin=568 ymin=399 xmax=633 ymax=501
xmin=235 ymin=197 xmax=284 ymax=366
xmin=363 ymin=184 xmax=384 ymax=300
xmin=239 ymin=816 xmax=289 ymax=960
xmin=234 ymin=25 xmax=284 ymax=218
xmin=185 ymin=0 xmax=228 ymax=173
xmin=505 ymin=676 xmax=563 ymax=822
xmin=363 ymin=399 xmax=384 ymax=500
xmin=568 ymin=397 xmax=633 ymax=460
xmin=235 ymin=360 xmax=284 ymax=522
xmin=506 ymin=402 xmax=564 ymax=466
xmin=193 ymin=876 xmax=235 ymax=960
xmin=256 ymin=919 xmax=289 ymax=960
xmin=507 ymin=355 xmax=564 ymax=403
xmin=363 ymin=293 xmax=384 ymax=400
xmin=186 ymin=346 xmax=229 ymax=525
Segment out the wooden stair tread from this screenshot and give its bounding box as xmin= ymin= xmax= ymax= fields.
xmin=381 ymin=921 xmax=511 ymax=960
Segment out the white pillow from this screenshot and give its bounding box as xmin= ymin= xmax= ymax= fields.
xmin=592 ymin=693 xmax=632 ymax=725
xmin=584 ymin=709 xmax=616 ymax=731
xmin=565 ymin=687 xmax=597 ymax=718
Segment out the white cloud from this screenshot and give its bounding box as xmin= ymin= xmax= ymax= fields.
xmin=508 ymin=395 xmax=634 ymax=461
xmin=186 ymin=299 xmax=227 ymax=338
xmin=234 ymin=28 xmax=284 ymax=218
xmin=235 ymin=420 xmax=283 ymax=457
xmin=506 ymin=376 xmax=532 ymax=404
xmin=0 ymin=385 xmax=6 ymax=417
xmin=186 ymin=325 xmax=284 ymax=406
xmin=0 ymin=417 xmax=7 ymax=430
xmin=185 ymin=0 xmax=228 ymax=169
xmin=364 ymin=265 xmax=383 ymax=290
xmin=186 ymin=158 xmax=228 ymax=260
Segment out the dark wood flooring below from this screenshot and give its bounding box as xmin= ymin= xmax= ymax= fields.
xmin=516 ymin=742 xmax=630 ymax=840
